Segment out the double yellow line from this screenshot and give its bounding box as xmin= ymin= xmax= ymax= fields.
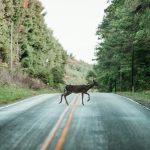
xmin=40 ymin=94 xmax=80 ymax=150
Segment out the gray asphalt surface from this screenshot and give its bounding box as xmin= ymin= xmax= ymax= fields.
xmin=0 ymin=93 xmax=150 ymax=150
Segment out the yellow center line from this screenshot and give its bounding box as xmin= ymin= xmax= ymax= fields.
xmin=40 ymin=95 xmax=78 ymax=150
xmin=54 ymin=95 xmax=80 ymax=150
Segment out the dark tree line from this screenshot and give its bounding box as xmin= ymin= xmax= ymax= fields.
xmin=0 ymin=0 xmax=67 ymax=86
xmin=93 ymin=0 xmax=150 ymax=92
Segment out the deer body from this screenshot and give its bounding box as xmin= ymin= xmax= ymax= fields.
xmin=59 ymin=80 xmax=98 ymax=105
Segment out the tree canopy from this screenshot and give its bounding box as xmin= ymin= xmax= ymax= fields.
xmin=94 ymin=0 xmax=150 ymax=92
xmin=0 ymin=0 xmax=67 ymax=86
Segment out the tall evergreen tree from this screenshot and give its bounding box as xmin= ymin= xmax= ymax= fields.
xmin=0 ymin=0 xmax=68 ymax=86
xmin=94 ymin=0 xmax=150 ymax=92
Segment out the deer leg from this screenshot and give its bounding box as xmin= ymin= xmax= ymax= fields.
xmin=82 ymin=93 xmax=84 ymax=105
xmin=64 ymin=92 xmax=71 ymax=106
xmin=85 ymin=92 xmax=90 ymax=101
xmin=59 ymin=94 xmax=64 ymax=104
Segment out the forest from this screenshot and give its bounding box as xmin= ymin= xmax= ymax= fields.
xmin=93 ymin=0 xmax=150 ymax=92
xmin=0 ymin=0 xmax=67 ymax=88
xmin=0 ymin=0 xmax=150 ymax=96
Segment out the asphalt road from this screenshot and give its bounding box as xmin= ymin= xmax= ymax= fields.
xmin=0 ymin=93 xmax=150 ymax=150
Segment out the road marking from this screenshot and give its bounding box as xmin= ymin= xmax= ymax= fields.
xmin=54 ymin=95 xmax=80 ymax=150
xmin=0 ymin=94 xmax=56 ymax=110
xmin=40 ymin=95 xmax=79 ymax=150
xmin=115 ymin=94 xmax=150 ymax=111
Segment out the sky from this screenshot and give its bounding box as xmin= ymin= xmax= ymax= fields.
xmin=39 ymin=0 xmax=108 ymax=64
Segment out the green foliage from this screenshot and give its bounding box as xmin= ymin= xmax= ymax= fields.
xmin=0 ymin=85 xmax=35 ymax=104
xmin=0 ymin=0 xmax=10 ymax=62
xmin=0 ymin=0 xmax=67 ymax=87
xmin=52 ymin=67 xmax=64 ymax=84
xmin=0 ymin=84 xmax=58 ymax=104
xmin=65 ymin=58 xmax=93 ymax=84
xmin=118 ymin=91 xmax=150 ymax=106
xmin=95 ymin=0 xmax=150 ymax=92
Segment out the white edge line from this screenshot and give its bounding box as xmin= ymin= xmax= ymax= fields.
xmin=0 ymin=94 xmax=57 ymax=110
xmin=113 ymin=93 xmax=150 ymax=111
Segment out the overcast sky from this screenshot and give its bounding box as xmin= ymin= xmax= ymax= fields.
xmin=40 ymin=0 xmax=108 ymax=64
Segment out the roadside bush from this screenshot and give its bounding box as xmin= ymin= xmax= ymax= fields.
xmin=0 ymin=68 xmax=46 ymax=89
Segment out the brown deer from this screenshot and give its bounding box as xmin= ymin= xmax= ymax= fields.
xmin=59 ymin=80 xmax=98 ymax=105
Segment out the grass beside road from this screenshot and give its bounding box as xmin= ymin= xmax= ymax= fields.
xmin=0 ymin=85 xmax=58 ymax=105
xmin=118 ymin=91 xmax=150 ymax=108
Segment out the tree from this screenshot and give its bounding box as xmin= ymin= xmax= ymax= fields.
xmin=95 ymin=0 xmax=150 ymax=92
xmin=0 ymin=0 xmax=68 ymax=87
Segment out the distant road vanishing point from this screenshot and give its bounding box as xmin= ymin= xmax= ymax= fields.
xmin=0 ymin=93 xmax=150 ymax=150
